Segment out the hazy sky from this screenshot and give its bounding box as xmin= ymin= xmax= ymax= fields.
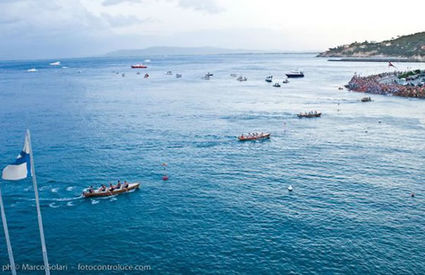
xmin=1 ymin=0 xmax=424 ymax=59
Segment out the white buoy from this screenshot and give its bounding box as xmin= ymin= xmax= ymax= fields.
xmin=288 ymin=185 xmax=293 ymax=191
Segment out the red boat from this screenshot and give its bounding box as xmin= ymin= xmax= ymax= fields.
xmin=131 ymin=64 xmax=148 ymax=69
xmin=238 ymin=132 xmax=270 ymax=141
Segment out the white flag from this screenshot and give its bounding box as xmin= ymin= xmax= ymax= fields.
xmin=2 ymin=133 xmax=31 ymax=181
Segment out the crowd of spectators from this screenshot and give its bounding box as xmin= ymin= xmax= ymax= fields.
xmin=347 ymin=72 xmax=425 ymax=98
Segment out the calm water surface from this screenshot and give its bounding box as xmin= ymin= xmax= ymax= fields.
xmin=0 ymin=54 xmax=425 ymax=274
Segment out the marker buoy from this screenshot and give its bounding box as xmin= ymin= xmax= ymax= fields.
xmin=162 ymin=175 xmax=169 ymax=181
xmin=288 ymin=185 xmax=293 ymax=192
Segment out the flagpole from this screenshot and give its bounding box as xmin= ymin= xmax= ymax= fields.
xmin=27 ymin=129 xmax=50 ymax=275
xmin=0 ymin=186 xmax=16 ymax=275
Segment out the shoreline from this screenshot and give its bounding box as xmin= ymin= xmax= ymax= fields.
xmin=346 ymin=71 xmax=425 ymax=98
xmin=328 ymin=58 xmax=425 ymax=63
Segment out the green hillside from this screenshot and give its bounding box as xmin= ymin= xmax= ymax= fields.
xmin=318 ymin=32 xmax=425 ymax=59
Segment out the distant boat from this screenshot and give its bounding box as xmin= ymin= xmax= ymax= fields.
xmin=286 ymin=70 xmax=304 ymax=78
xmin=83 ymin=183 xmax=140 ymax=198
xmin=144 ymin=59 xmax=151 ymax=63
xmin=273 ymin=82 xmax=281 ymax=87
xmin=238 ymin=132 xmax=270 ymax=141
xmin=49 ymin=61 xmax=61 ymax=66
xmin=265 ymin=75 xmax=273 ymax=82
xmin=166 ymin=71 xmax=173 ymax=75
xmin=27 ymin=68 xmax=37 ymax=72
xmin=144 ymin=73 xmax=149 ymax=78
xmin=131 ymin=64 xmax=148 ymax=69
xmin=282 ymin=78 xmax=289 ymax=84
xmin=297 ymin=112 xmax=321 ymax=118
xmin=361 ymin=96 xmax=372 ymax=102
xmin=230 ymin=73 xmax=238 ymax=77
xmin=236 ymin=76 xmax=247 ymax=81
xmin=206 ymin=72 xmax=214 ymax=77
xmin=176 ymin=73 xmax=182 ymax=78
xmin=202 ymin=74 xmax=210 ymax=80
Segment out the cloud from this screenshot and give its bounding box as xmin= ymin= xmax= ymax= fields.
xmin=176 ymin=0 xmax=223 ymax=13
xmin=102 ymin=0 xmax=141 ymax=6
xmin=101 ymin=13 xmax=152 ymax=27
xmin=101 ymin=0 xmax=223 ymax=13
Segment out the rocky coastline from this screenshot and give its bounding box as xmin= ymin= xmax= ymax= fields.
xmin=346 ymin=70 xmax=425 ymax=98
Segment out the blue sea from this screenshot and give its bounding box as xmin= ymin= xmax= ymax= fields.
xmin=0 ymin=53 xmax=425 ymax=274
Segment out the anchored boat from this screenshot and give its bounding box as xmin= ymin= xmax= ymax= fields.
xmin=83 ymin=183 xmax=140 ymax=198
xmin=131 ymin=64 xmax=148 ymax=69
xmin=286 ymin=70 xmax=304 ymax=78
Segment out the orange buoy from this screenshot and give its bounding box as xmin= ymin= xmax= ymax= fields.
xmin=162 ymin=175 xmax=169 ymax=181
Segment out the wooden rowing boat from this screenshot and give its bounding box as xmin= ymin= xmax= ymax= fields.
xmin=238 ymin=133 xmax=270 ymax=141
xmin=83 ymin=183 xmax=140 ymax=198
xmin=297 ymin=113 xmax=321 ymax=118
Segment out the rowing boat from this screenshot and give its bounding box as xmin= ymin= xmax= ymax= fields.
xmin=83 ymin=183 xmax=140 ymax=198
xmin=238 ymin=133 xmax=270 ymax=141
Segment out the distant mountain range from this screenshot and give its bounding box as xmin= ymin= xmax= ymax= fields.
xmin=105 ymin=46 xmax=262 ymax=57
xmin=318 ymin=32 xmax=425 ymax=60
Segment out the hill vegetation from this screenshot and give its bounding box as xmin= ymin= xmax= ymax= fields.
xmin=318 ymin=32 xmax=425 ymax=60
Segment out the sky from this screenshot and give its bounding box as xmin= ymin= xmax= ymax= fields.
xmin=0 ymin=0 xmax=424 ymax=59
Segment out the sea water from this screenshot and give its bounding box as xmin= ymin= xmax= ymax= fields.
xmin=0 ymin=54 xmax=424 ymax=273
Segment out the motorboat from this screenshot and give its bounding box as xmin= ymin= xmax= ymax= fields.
xmin=176 ymin=73 xmax=182 ymax=78
xmin=83 ymin=183 xmax=140 ymax=198
xmin=237 ymin=76 xmax=247 ymax=81
xmin=265 ymin=75 xmax=273 ymax=82
xmin=166 ymin=71 xmax=173 ymax=75
xmin=27 ymin=68 xmax=37 ymax=72
xmin=238 ymin=132 xmax=270 ymax=141
xmin=131 ymin=64 xmax=148 ymax=69
xmin=206 ymin=72 xmax=214 ymax=77
xmin=282 ymin=78 xmax=289 ymax=84
xmin=286 ymin=70 xmax=304 ymax=78
xmin=297 ymin=111 xmax=321 ymax=118
xmin=49 ymin=61 xmax=61 ymax=66
xmin=273 ymin=82 xmax=281 ymax=87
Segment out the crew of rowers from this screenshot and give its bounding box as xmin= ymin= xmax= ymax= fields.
xmin=299 ymin=110 xmax=319 ymax=116
xmin=86 ymin=180 xmax=129 ymax=193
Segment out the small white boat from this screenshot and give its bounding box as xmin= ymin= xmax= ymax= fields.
xmin=265 ymin=75 xmax=273 ymax=82
xmin=288 ymin=185 xmax=293 ymax=191
xmin=237 ymin=76 xmax=247 ymax=81
xmin=49 ymin=61 xmax=61 ymax=66
xmin=27 ymin=68 xmax=37 ymax=72
xmin=202 ymin=74 xmax=210 ymax=80
xmin=144 ymin=59 xmax=151 ymax=63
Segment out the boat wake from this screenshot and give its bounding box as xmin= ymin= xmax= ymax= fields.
xmin=48 ymin=203 xmax=60 ymax=208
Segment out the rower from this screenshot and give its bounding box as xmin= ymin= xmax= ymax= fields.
xmin=88 ymin=186 xmax=94 ymax=193
xmin=109 ymin=183 xmax=115 ymax=192
xmin=123 ymin=181 xmax=129 ymax=189
xmin=115 ymin=181 xmax=121 ymax=189
xmin=99 ymin=184 xmax=106 ymax=192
